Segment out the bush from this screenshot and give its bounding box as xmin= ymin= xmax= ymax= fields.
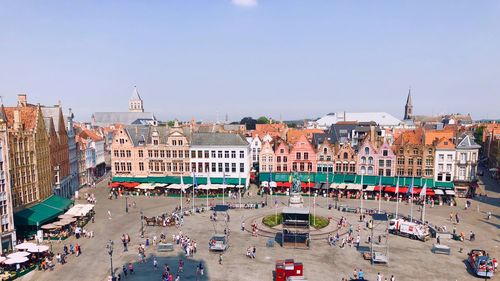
xmin=309 ymin=215 xmax=329 ymax=229
xmin=262 ymin=213 xmax=283 ymax=227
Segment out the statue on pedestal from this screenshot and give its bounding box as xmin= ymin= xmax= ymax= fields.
xmin=289 ymin=172 xmax=304 ymax=208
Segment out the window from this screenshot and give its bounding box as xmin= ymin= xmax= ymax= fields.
xmin=139 ymin=162 xmax=144 ymax=171
xmin=408 ymin=169 xmax=413 ymax=176
xmin=212 ymin=163 xmax=216 ymax=172
xmin=397 ymin=157 xmax=404 ymax=165
xmin=113 ymin=150 xmax=119 ymax=157
xmin=148 ymin=150 xmax=152 ymax=158
xmin=439 ymin=154 xmax=444 ymax=162
xmin=172 ymin=140 xmax=177 ymax=146
xmin=386 ymin=160 xmax=392 ymax=167
xmin=367 ymin=166 xmax=373 ymax=175
xmin=447 ymin=155 xmax=453 ymax=162
xmin=154 ymin=150 xmax=159 ymax=158
xmin=319 ymin=155 xmax=324 ymax=161
xmin=179 ymin=163 xmax=183 ymax=172
xmin=416 ymin=169 xmax=422 ymax=177
xmin=368 ymin=157 xmax=373 ymax=164
xmin=386 ymin=169 xmax=391 ymax=176
xmin=161 ymin=162 xmax=165 ymax=171
xmin=283 ymin=156 xmax=288 ymax=162
xmin=231 ymin=151 xmax=236 ymax=158
xmin=232 ymin=163 xmax=236 ymax=173
xmin=178 ymin=150 xmax=183 ymax=158
xmin=204 ymin=162 xmax=209 ymax=172
xmin=160 ymin=150 xmax=165 ymax=158
xmin=191 ymin=163 xmax=196 ymax=172
xmin=225 ymin=151 xmax=229 ymax=158
xmin=460 ymin=153 xmax=466 ymax=161
xmin=361 ymin=166 xmax=366 ymax=174
xmin=185 ymin=150 xmax=190 ymax=158
xmin=323 ymin=148 xmax=328 ymax=154
xmin=204 ymin=150 xmax=209 ymax=158
xmin=361 ymin=157 xmax=366 ymax=164
xmin=127 ymin=163 xmax=132 ymax=171
xmin=120 ymin=150 xmax=125 ymax=157
xmin=364 ymin=147 xmax=369 ymax=155
xmin=114 ymin=162 xmax=120 ymax=171
xmin=198 ymin=151 xmax=203 ymax=158
xmin=446 ymin=164 xmax=452 ymax=172
xmin=173 ymin=163 xmax=178 ymax=172
xmin=299 ymin=163 xmax=305 ymax=171
xmin=304 ymin=153 xmax=309 ymax=160
xmin=413 ymin=149 xmax=418 ymax=155
xmin=408 ymin=158 xmax=414 ymax=165
xmin=343 ymin=152 xmax=348 ymax=160
xmin=307 ymin=163 xmax=312 ymax=171
xmin=438 ymin=164 xmax=443 ymax=172
xmin=417 ymin=158 xmax=422 ymax=166
xmin=383 ymin=150 xmax=388 ymax=156
xmin=397 ymin=168 xmax=404 ymax=176
xmin=191 ymin=151 xmax=196 ymax=158
xmin=225 ymin=163 xmax=230 ymax=173
xmin=153 ymin=140 xmax=159 ymax=146
xmin=280 ymin=149 xmax=284 ymax=153
xmin=277 ymin=156 xmax=281 ymax=163
xmin=212 ymin=151 xmax=216 ymax=158
xmin=326 ymin=156 xmax=332 ymax=161
xmin=185 ymin=163 xmax=190 ymax=171
xmin=277 ymin=165 xmax=281 ymax=172
xmin=218 ymin=163 xmax=223 ymax=172
xmin=139 ymin=150 xmax=143 ymax=158
xmin=428 ymin=148 xmax=433 ymax=155
xmin=292 ymin=163 xmax=297 ymax=171
xmin=296 ymin=152 xmax=301 ymax=160
xmin=166 ymin=150 xmax=172 ymax=158
xmin=240 ymin=163 xmax=244 ymax=173
xmin=178 ymin=140 xmax=183 ymax=146
xmin=218 ymin=151 xmax=223 ymax=158
xmin=172 ymin=151 xmax=177 ymax=158
xmin=283 ymin=165 xmax=288 ymax=172
xmin=426 ymin=158 xmax=433 ymax=166
xmin=379 ymin=160 xmax=384 ymax=167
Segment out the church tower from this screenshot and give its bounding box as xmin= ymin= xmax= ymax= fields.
xmin=404 ymin=88 xmax=413 ymax=120
xmin=129 ymin=86 xmax=144 ymax=113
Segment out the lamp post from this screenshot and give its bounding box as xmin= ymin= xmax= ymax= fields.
xmin=106 ymin=240 xmax=115 ymax=280
xmin=125 ymin=195 xmax=128 ymax=213
xmin=140 ymin=209 xmax=144 ymax=238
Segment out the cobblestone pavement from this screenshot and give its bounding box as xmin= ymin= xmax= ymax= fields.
xmin=19 ymin=172 xmax=499 ymax=281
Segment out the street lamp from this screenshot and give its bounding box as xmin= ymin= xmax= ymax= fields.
xmin=125 ymin=195 xmax=129 ymax=213
xmin=140 ymin=209 xmax=144 ymax=238
xmin=106 ymin=240 xmax=115 ymax=280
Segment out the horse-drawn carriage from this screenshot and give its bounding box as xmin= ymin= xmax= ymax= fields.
xmin=143 ymin=214 xmax=178 ymax=227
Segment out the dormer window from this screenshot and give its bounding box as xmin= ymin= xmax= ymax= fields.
xmin=364 ymin=147 xmax=369 ymax=155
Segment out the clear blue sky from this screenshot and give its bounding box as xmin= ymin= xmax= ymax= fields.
xmin=1 ymin=1 xmax=499 ymax=122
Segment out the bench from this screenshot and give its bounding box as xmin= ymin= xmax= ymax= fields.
xmin=432 ymin=244 xmax=451 ymax=255
xmin=157 ymin=243 xmax=174 ymax=252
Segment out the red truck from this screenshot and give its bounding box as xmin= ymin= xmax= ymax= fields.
xmin=275 ymin=259 xmax=307 ymax=281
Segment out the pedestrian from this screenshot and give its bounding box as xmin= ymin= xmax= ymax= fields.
xmin=437 ymin=235 xmax=440 ymax=245
xmin=108 ymin=210 xmax=112 ymax=220
xmin=487 ymin=211 xmax=492 ymax=220
xmin=128 ymin=263 xmax=134 ymax=274
xmin=449 ymin=212 xmax=453 ymax=222
xmin=359 ymin=269 xmax=364 ymax=280
xmin=154 ymin=258 xmax=158 ymax=270
xmin=455 ymin=213 xmax=460 ymax=224
xmin=117 ymin=273 xmax=121 ymax=281
xmin=219 ymin=253 xmax=223 ymax=265
xmin=353 ymin=268 xmax=357 ymax=280
xmin=356 ymin=235 xmax=360 ymax=249
xmin=377 ymin=272 xmax=382 ymax=281
xmin=122 ymin=265 xmax=128 ymax=276
xmin=241 ymin=221 xmax=245 ymax=231
xmin=390 ymin=275 xmax=395 ymax=281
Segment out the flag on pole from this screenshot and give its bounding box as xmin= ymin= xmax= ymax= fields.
xmin=419 ymin=182 xmax=427 ymax=199
xmin=407 ymin=177 xmax=414 ymax=196
xmin=395 ymin=176 xmax=399 ymax=194
xmin=193 ymin=172 xmax=198 ymax=188
xmin=223 ymin=172 xmax=226 ymax=186
xmin=181 ymin=175 xmax=186 ymax=193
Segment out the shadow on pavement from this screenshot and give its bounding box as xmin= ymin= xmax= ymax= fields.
xmin=115 ymin=253 xmax=209 ymax=281
xmin=479 ymin=219 xmax=500 ymax=230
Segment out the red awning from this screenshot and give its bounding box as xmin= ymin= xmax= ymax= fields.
xmin=282 ymin=182 xmax=291 ymax=188
xmin=413 ymin=188 xmax=422 ymax=195
xmin=426 ymin=189 xmax=435 ymax=196
xmin=300 ymin=182 xmax=314 ymax=188
xmin=398 ymin=187 xmax=408 ymax=194
xmin=109 ymin=182 xmax=121 ymax=188
xmin=374 ymin=185 xmax=383 ymax=192
xmin=277 ymin=182 xmax=284 ymax=187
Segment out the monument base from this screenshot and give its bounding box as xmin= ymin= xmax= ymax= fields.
xmin=289 ymin=192 xmax=304 ymax=208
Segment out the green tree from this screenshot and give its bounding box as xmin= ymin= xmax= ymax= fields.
xmin=256 ymin=116 xmax=270 ymax=124
xmin=474 ymin=126 xmax=484 ymax=145
xmin=167 ymin=120 xmax=175 ymax=127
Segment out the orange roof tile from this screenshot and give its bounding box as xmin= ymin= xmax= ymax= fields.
xmin=79 ymin=130 xmax=104 ymax=141
xmin=3 ymin=106 xmax=39 ymax=131
xmin=435 ymin=137 xmax=455 ymax=149
xmin=286 ymin=128 xmax=324 ymax=144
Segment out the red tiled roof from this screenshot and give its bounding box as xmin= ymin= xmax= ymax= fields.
xmin=79 ymin=129 xmax=104 ymax=141
xmin=3 ymin=106 xmax=39 ymax=130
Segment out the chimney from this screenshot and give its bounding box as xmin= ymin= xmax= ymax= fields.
xmin=13 ymin=110 xmax=21 ymax=130
xmin=370 ymin=125 xmax=375 ymax=142
xmin=17 ymin=94 xmax=27 ymax=107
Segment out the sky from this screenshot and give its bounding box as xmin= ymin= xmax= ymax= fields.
xmin=1 ymin=1 xmax=499 ymax=122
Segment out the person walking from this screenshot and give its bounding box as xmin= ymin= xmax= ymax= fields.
xmin=358 ymin=269 xmax=364 ymax=280
xmin=219 ymin=253 xmax=223 ymax=265
xmin=355 ymin=235 xmax=360 ymax=249
xmin=108 ymin=210 xmax=112 ymax=220
xmin=437 ymin=235 xmax=441 ymax=245
xmin=122 ymin=265 xmax=127 ymax=276
xmin=128 ymin=263 xmax=134 ymax=275
xmin=154 ymin=258 xmax=158 ymax=270
xmin=377 ymin=272 xmax=382 ymax=281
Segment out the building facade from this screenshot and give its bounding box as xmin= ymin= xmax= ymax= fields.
xmin=42 ymin=105 xmax=71 ymax=198
xmin=189 ymin=133 xmax=250 ymax=183
xmin=259 ymin=140 xmax=275 ymax=173
xmin=394 ymin=129 xmax=434 ymax=178
xmin=4 ymin=95 xmax=52 ymax=209
xmin=274 ymin=140 xmax=290 ymax=173
xmin=66 ymin=109 xmax=80 ymax=196
xmin=289 ymin=135 xmax=317 ymax=173
xmin=0 ymin=107 xmax=15 ymax=253
xmin=454 ymin=134 xmax=480 ymax=182
xmin=335 ymin=143 xmax=356 ymax=174
xmin=247 ymin=135 xmax=262 ymax=167
xmin=316 ymin=139 xmax=335 ymax=173
xmin=434 ymin=138 xmax=456 ymax=182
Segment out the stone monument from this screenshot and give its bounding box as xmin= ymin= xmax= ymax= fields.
xmin=288 ymin=172 xmax=304 ymax=208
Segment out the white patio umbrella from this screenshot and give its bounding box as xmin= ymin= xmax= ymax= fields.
xmin=27 ymin=245 xmax=49 ymax=253
xmin=14 ymin=242 xmax=36 ymax=250
xmin=0 ymin=256 xmax=6 ymax=263
xmin=61 ymin=217 xmax=77 ymax=223
xmin=53 ymin=220 xmax=70 ymax=226
xmin=7 ymin=251 xmax=30 ymax=259
xmin=41 ymin=223 xmax=59 ymax=230
xmin=58 ymin=214 xmax=74 ymax=219
xmin=3 ymin=257 xmax=29 ymax=265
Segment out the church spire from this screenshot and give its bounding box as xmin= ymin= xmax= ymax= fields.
xmin=404 ymin=87 xmax=413 ymax=120
xmin=129 ymin=86 xmax=144 ymax=113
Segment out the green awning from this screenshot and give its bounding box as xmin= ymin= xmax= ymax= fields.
xmin=14 ymin=195 xmax=74 ymax=226
xmin=112 ymin=176 xmax=246 ymax=186
xmin=434 ymin=181 xmax=454 ymax=190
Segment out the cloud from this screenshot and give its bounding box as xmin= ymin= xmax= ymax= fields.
xmin=231 ymin=0 xmax=257 ymax=8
